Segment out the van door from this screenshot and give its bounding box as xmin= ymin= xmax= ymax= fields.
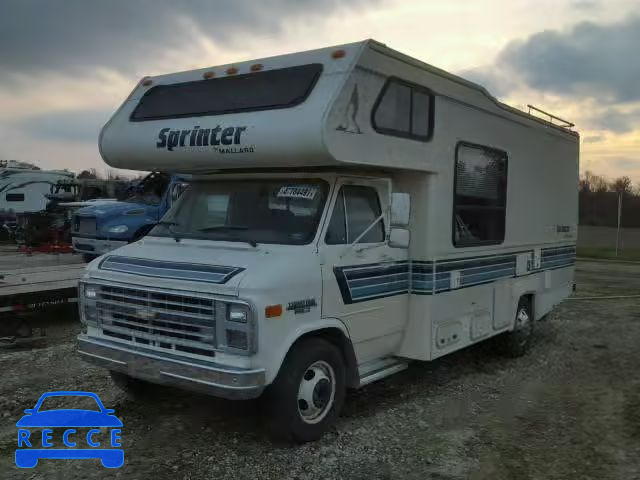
xmin=319 ymin=178 xmax=409 ymax=362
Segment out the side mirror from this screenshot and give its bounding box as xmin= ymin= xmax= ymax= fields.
xmin=170 ymin=182 xmax=189 ymax=203
xmin=391 ymin=193 xmax=411 ymax=227
xmin=389 ymin=228 xmax=410 ymax=249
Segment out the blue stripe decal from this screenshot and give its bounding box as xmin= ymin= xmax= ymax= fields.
xmin=334 ymin=245 xmax=576 ymax=304
xmin=100 ymin=255 xmax=245 ymax=284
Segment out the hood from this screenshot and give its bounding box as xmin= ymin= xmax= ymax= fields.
xmin=88 ymin=236 xmax=264 ymax=296
xmin=87 ymin=236 xmax=320 ymax=298
xmin=75 ymin=201 xmax=157 ymax=219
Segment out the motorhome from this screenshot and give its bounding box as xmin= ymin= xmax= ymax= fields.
xmin=0 ymin=162 xmax=75 ymax=217
xmin=77 ymin=40 xmax=579 ymax=442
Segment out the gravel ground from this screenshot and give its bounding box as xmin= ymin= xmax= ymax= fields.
xmin=1 ymin=259 xmax=639 ymax=479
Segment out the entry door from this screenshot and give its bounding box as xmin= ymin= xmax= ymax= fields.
xmin=319 ymin=178 xmax=409 ymax=362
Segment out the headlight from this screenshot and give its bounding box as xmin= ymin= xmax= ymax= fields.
xmin=219 ymin=302 xmax=254 ymax=354
xmin=228 ymin=304 xmax=249 ymax=323
xmin=106 ymin=225 xmax=129 ymax=234
xmin=79 ymin=283 xmax=98 ymax=327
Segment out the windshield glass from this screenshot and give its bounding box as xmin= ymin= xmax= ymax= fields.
xmin=126 ymin=171 xmax=170 ymax=205
xmin=149 ymin=179 xmax=329 ymax=245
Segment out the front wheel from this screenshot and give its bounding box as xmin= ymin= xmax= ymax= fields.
xmin=265 ymin=338 xmax=346 ymax=443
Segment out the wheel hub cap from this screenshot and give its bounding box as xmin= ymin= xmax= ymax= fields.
xmin=297 ymin=360 xmax=336 ymax=424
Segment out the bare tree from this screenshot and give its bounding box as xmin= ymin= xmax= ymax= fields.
xmin=611 ymin=176 xmax=632 ymax=195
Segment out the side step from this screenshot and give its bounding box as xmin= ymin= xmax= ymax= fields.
xmin=357 ymin=357 xmax=408 ymax=387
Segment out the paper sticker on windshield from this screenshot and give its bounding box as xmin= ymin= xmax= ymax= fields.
xmin=277 ymin=185 xmax=318 ymax=200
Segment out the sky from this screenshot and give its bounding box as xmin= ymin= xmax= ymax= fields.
xmin=0 ymin=0 xmax=638 ymax=181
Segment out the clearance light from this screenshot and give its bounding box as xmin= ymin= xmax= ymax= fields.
xmin=141 ymin=77 xmax=153 ymax=86
xmin=202 ymin=71 xmax=215 ymax=79
xmin=226 ymin=66 xmax=238 ymax=75
xmin=265 ymin=304 xmax=283 ymax=318
xmin=250 ymin=63 xmax=263 ymax=72
xmin=331 ymin=49 xmax=346 ymax=59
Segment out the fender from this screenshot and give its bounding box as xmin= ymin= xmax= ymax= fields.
xmin=264 ymin=317 xmax=357 ymax=385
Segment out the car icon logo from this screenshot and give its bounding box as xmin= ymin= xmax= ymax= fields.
xmin=15 ymin=391 xmax=124 ymax=468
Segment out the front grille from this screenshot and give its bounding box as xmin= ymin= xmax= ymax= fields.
xmin=75 ymin=216 xmax=97 ymax=235
xmin=94 ymin=284 xmax=217 ymax=357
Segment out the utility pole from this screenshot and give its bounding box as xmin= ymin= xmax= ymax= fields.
xmin=615 ymin=191 xmax=622 ymax=257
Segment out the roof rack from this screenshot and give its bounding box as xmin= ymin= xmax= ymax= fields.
xmin=527 ymin=105 xmax=575 ymax=129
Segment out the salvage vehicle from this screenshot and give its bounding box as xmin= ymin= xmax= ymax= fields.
xmin=77 ymin=40 xmax=579 ymax=442
xmin=71 ymin=171 xmax=188 ymax=261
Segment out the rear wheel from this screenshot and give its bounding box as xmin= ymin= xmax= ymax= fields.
xmin=265 ymin=338 xmax=346 ymax=443
xmin=497 ymin=297 xmax=534 ymax=357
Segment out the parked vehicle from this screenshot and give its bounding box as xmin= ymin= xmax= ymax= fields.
xmin=0 ymin=162 xmax=75 ymax=218
xmin=77 ymin=40 xmax=579 ymax=442
xmin=71 ymin=172 xmax=188 ymax=261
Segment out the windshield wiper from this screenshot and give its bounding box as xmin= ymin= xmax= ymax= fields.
xmin=157 ymin=220 xmax=183 ymax=243
xmin=198 ymin=225 xmax=257 ymax=248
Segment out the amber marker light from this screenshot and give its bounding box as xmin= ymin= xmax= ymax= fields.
xmin=250 ymin=63 xmax=264 ymax=72
xmin=265 ymin=304 xmax=283 ymax=318
xmin=226 ymin=66 xmax=238 ymax=75
xmin=202 ymin=71 xmax=215 ymax=79
xmin=331 ymin=49 xmax=346 ymax=59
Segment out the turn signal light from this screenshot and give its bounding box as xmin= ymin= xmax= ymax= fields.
xmin=331 ymin=49 xmax=346 ymax=59
xmin=265 ymin=304 xmax=283 ymax=318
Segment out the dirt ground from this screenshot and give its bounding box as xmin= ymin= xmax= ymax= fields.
xmin=1 ymin=259 xmax=639 ymax=480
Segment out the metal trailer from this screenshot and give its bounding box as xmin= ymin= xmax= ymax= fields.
xmin=0 ymin=247 xmax=84 ymax=339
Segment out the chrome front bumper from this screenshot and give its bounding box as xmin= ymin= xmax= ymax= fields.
xmin=72 ymin=237 xmax=127 ymax=255
xmin=78 ymin=336 xmax=266 ymax=399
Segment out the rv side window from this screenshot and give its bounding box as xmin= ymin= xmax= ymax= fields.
xmin=6 ymin=193 xmax=24 ymax=202
xmin=326 ymin=186 xmax=384 ymax=244
xmin=453 ymin=143 xmax=507 ymax=247
xmin=372 ymin=78 xmax=433 ymax=141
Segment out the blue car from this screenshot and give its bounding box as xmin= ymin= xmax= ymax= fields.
xmin=15 ymin=391 xmax=123 ymax=468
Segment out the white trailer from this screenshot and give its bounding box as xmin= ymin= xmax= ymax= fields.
xmin=78 ymin=40 xmax=578 ymax=441
xmin=0 ymin=165 xmax=76 ymax=216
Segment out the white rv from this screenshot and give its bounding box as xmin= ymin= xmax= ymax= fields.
xmin=0 ymin=163 xmax=76 ymax=215
xmin=78 ymin=40 xmax=579 ymax=442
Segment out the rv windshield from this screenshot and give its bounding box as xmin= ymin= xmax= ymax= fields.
xmin=149 ymin=179 xmax=329 ymax=245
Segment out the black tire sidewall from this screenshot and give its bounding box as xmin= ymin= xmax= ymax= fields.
xmin=266 ymin=338 xmax=346 ymax=443
xmin=499 ymin=297 xmax=534 ymax=357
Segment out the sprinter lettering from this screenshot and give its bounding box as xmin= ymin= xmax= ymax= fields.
xmin=156 ymin=126 xmax=247 ymax=151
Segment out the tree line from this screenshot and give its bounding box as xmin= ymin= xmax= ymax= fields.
xmin=580 ymin=171 xmax=640 ymax=228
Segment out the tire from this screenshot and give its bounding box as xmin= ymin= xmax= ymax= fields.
xmin=109 ymin=371 xmax=158 ymax=398
xmin=265 ymin=338 xmax=346 ymax=443
xmin=497 ymin=297 xmax=534 ymax=357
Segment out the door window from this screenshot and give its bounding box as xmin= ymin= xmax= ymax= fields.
xmin=325 ymin=185 xmax=385 ymax=244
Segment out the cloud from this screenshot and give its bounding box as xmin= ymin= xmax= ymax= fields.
xmin=583 ymin=135 xmax=604 ymax=144
xmin=0 ymin=0 xmax=378 ymax=82
xmin=21 ymin=109 xmax=111 ymax=142
xmin=494 ymin=16 xmax=640 ymax=102
xmin=571 ymin=0 xmax=600 ymax=9
xmin=586 ymin=107 xmax=640 ymax=133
